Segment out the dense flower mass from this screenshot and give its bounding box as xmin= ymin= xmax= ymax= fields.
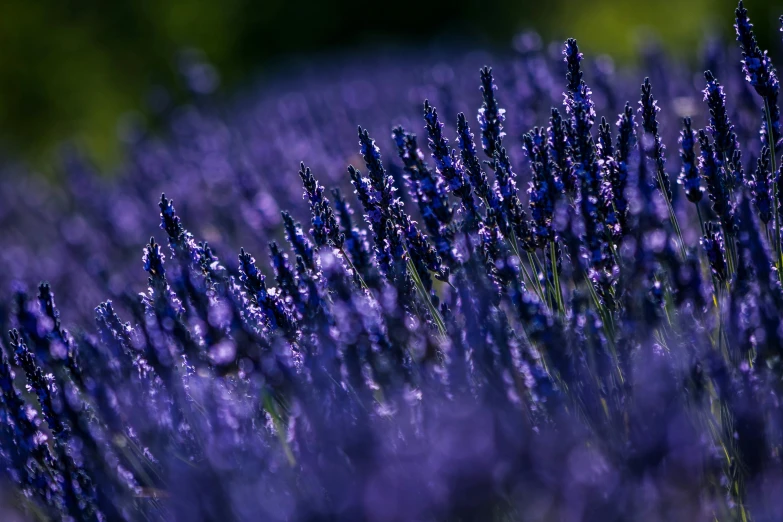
xmin=3 ymin=2 xmax=783 ymax=520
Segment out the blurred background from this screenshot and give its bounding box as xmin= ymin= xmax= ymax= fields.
xmin=1 ymin=0 xmax=781 ymax=171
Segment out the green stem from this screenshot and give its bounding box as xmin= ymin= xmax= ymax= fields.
xmin=406 ymin=257 xmax=447 ymax=336
xmin=339 ymin=247 xmax=369 ymax=291
xmin=696 ymin=204 xmax=706 ymax=238
xmin=764 ymin=97 xmax=781 ymax=278
xmin=657 ymin=169 xmax=687 ymax=259
xmin=550 ymin=240 xmax=564 ymax=314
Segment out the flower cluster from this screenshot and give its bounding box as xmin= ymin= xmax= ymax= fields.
xmin=1 ymin=3 xmax=783 ymax=521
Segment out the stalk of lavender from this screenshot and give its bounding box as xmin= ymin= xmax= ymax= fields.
xmin=524 ymin=127 xmax=562 ymax=247
xmin=679 ymin=117 xmax=703 ymax=206
xmin=456 ymin=112 xmax=498 ymax=217
xmin=596 ymin=117 xmax=622 ymax=243
xmin=478 ymin=66 xmax=505 ymax=158
xmin=702 ymin=222 xmax=729 ymax=286
xmin=736 ymin=0 xmax=781 ymax=267
xmin=613 ymin=103 xmax=637 ymax=235
xmin=703 ymin=71 xmax=743 ymax=189
xmin=492 ymin=146 xmax=532 ymax=252
xmin=563 ymin=38 xmax=595 ymax=122
xmin=639 ymin=78 xmax=685 ymax=257
xmin=331 ymin=188 xmax=378 ymax=288
xmin=750 ymin=146 xmax=773 ymax=226
xmin=238 ymin=247 xmax=297 ymax=336
xmin=563 ymin=39 xmax=615 ymax=304
xmin=699 ymin=129 xmax=738 ymax=276
xmin=358 ymin=127 xmax=448 ymax=280
xmin=282 ymin=211 xmax=318 ymax=275
xmin=736 ymin=1 xmax=782 ymax=149
xmin=391 ymin=126 xmax=457 ymax=267
xmin=298 ymin=162 xmax=344 ymax=250
xmin=549 ymin=108 xmax=577 ymax=198
xmin=0 ymin=352 xmax=63 ymax=512
xmin=423 ymin=100 xmax=482 ymax=231
xmin=356 ymin=127 xmax=447 ymax=332
xmin=476 ymin=67 xmax=523 ymax=254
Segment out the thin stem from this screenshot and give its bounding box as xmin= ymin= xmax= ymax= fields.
xmin=550 ymin=240 xmax=565 ymax=314
xmin=406 ymin=257 xmax=447 ymax=336
xmin=764 ymin=97 xmax=781 ymax=278
xmin=696 ymin=204 xmax=706 ymax=238
xmin=657 ymin=169 xmax=687 ymax=259
xmin=339 ymin=247 xmax=369 ymax=291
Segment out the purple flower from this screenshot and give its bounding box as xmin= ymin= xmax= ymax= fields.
xmin=703 ymin=71 xmax=743 ymax=187
xmin=477 ymin=66 xmax=506 ymax=157
xmin=298 ymin=162 xmax=344 ymax=249
xmin=735 ymin=0 xmax=781 ymax=148
xmin=639 ymin=78 xmax=672 ymax=202
xmin=679 ymin=117 xmax=703 ymax=203
xmin=750 ymin=146 xmax=773 ymax=224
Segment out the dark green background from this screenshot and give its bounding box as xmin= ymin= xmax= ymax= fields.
xmin=1 ymin=0 xmax=780 ymax=168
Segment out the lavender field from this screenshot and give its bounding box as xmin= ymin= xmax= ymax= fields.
xmin=1 ymin=1 xmax=783 ymax=520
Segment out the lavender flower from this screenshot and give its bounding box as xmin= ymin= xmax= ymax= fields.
xmin=456 ymin=112 xmax=494 ymax=205
xmin=392 ymin=126 xmax=456 ymax=265
xmin=612 ymin=103 xmax=636 ymax=230
xmin=639 ymin=78 xmax=672 ymax=201
xmin=492 ymin=147 xmax=531 ymax=248
xmin=679 ymin=117 xmax=703 ymax=203
xmin=702 ymin=222 xmax=728 ymax=283
xmin=735 ymin=0 xmax=781 ymax=148
xmin=524 ymin=127 xmax=561 ymax=246
xmin=478 ymin=66 xmax=506 ymax=157
xmin=331 ymin=188 xmax=378 ymax=286
xmin=699 ymin=129 xmax=737 ymax=233
xmin=563 ymin=38 xmax=595 ymax=125
xmin=355 ymin=128 xmax=447 ymax=285
xmin=5 ymin=9 xmax=783 ymax=520
xmin=391 ymin=126 xmax=452 ymax=230
xmin=238 ymin=246 xmax=295 ymax=334
xmin=423 ymin=100 xmax=482 ymax=229
xmin=298 ymin=162 xmax=344 ymax=249
xmin=703 ymin=71 xmax=743 ymax=187
xmin=751 ymin=146 xmax=773 ymax=224
xmin=549 ymin=108 xmax=576 ymax=197
xmin=282 ymin=211 xmax=317 ymax=274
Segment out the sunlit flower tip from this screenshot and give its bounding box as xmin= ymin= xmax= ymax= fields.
xmin=282 ymin=211 xmax=317 ymax=272
xmin=639 ymin=78 xmax=660 ymax=136
xmin=457 ymin=112 xmax=492 ymax=201
xmin=638 ymin=78 xmax=672 ymax=201
xmin=615 ymin=103 xmax=637 ymax=157
xmin=703 ymin=71 xmax=742 ymax=187
xmin=142 ymin=237 xmax=165 ymax=278
xmin=423 ymin=101 xmax=462 ymax=189
xmin=478 ymin=66 xmax=506 ymax=158
xmin=608 ymin=103 xmax=635 ymax=231
xmin=735 ymin=0 xmax=778 ymax=99
xmin=298 ymin=163 xmax=344 ymax=249
xmin=734 ymin=1 xmax=781 ymax=148
xmin=358 ymin=126 xmax=386 ymax=185
xmin=563 ymin=38 xmax=583 ymax=93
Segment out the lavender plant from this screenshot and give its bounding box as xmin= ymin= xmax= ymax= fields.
xmin=2 ymin=2 xmax=783 ymax=521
